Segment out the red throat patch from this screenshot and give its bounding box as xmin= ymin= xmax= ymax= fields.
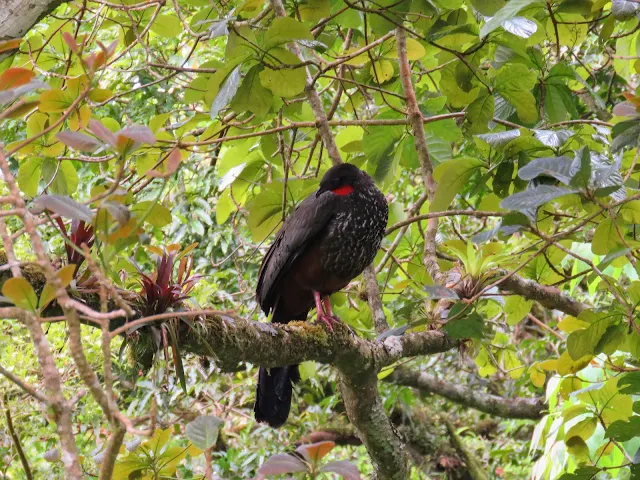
xmin=331 ymin=185 xmax=354 ymax=196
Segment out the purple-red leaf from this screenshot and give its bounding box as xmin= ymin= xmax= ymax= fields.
xmin=56 ymin=131 xmax=104 ymax=152
xmin=62 ymin=32 xmax=80 ymax=54
xmin=31 ymin=194 xmax=93 ymax=223
xmin=613 ymin=101 xmax=639 ymax=118
xmin=88 ymin=119 xmax=117 ymax=148
xmin=257 ymin=454 xmax=308 ymax=476
xmin=320 ymin=460 xmax=362 ymax=480
xmin=117 ymin=125 xmax=156 ymax=146
xmin=147 ymin=148 xmax=182 ymax=178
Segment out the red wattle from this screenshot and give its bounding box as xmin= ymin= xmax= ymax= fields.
xmin=331 ymin=185 xmax=354 ymax=196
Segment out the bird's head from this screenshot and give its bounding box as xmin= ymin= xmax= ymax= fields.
xmin=316 ymin=163 xmax=369 ymax=197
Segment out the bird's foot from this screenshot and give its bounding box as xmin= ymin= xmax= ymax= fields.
xmin=316 ymin=314 xmax=342 ymax=332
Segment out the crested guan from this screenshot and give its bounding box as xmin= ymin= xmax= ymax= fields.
xmin=254 ymin=163 xmax=388 ymax=428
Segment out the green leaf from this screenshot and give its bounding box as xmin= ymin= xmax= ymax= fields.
xmin=518 ymin=155 xmax=573 ymax=184
xmin=363 ymin=122 xmax=404 ymax=182
xmin=619 ymin=200 xmax=640 ymax=224
xmin=151 ymin=15 xmax=183 ymax=37
xmin=131 ymin=201 xmax=172 ymax=227
xmin=504 ymin=295 xmax=533 ymax=326
xmin=479 ymin=0 xmax=538 ymax=37
xmin=493 ymin=64 xmax=538 ymax=124
xmin=604 ymin=417 xmax=640 ymax=441
xmin=41 ymin=159 xmax=78 ymax=195
xmin=466 ymin=90 xmax=495 ymax=134
xmin=259 ymin=49 xmax=306 ymax=98
xmin=469 ymin=0 xmax=506 ymax=16
xmin=247 ymin=184 xmax=283 ymax=242
xmin=39 ymin=264 xmax=76 ymax=311
xmin=230 ymin=65 xmax=273 ymax=116
xmin=210 ymin=66 xmax=242 ymax=120
xmin=565 ymin=416 xmax=597 ymax=441
xmin=618 ymin=371 xmax=640 ymax=394
xmin=500 ymin=185 xmax=577 ymax=211
xmin=432 ymin=157 xmax=485 ymax=211
xmin=263 ymin=17 xmax=312 ymax=50
xmin=591 ymin=218 xmax=620 ymax=255
xmin=544 ymin=84 xmax=573 ymax=124
xmin=18 ymin=157 xmax=43 ymax=197
xmin=567 ymin=316 xmax=614 ymax=360
xmin=569 ymin=148 xmax=591 ymax=189
xmin=443 ymin=305 xmax=485 ymax=339
xmin=2 ymin=278 xmax=38 ymax=312
xmin=299 ymin=0 xmax=331 ymax=21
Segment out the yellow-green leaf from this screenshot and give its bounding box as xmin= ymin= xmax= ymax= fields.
xmin=2 ymin=278 xmax=38 ymax=312
xmin=39 ymin=264 xmax=77 ymax=310
xmin=371 ymin=59 xmax=394 ymax=84
xmin=565 ymin=416 xmax=597 ymax=441
xmin=39 ymin=89 xmax=74 ymax=113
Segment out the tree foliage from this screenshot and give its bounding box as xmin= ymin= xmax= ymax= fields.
xmin=1 ymin=0 xmax=640 ymax=479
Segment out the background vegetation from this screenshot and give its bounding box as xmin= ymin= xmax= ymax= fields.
xmin=1 ymin=0 xmax=640 ymax=478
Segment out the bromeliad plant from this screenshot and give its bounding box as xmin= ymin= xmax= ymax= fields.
xmin=135 ymin=243 xmax=200 ymax=317
xmin=126 ymin=243 xmax=201 ymax=390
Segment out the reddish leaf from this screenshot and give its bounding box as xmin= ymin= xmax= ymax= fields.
xmin=117 ymin=125 xmax=156 ymax=145
xmin=0 ymin=68 xmax=35 ymax=90
xmin=257 ymin=454 xmax=308 ymax=476
xmin=56 ymin=131 xmax=104 ymax=152
xmin=88 ymin=119 xmax=117 ymax=148
xmin=62 ymin=32 xmax=80 ymax=54
xmin=320 ymin=460 xmax=362 ymax=480
xmin=296 ymin=441 xmax=335 ymax=464
xmin=613 ymin=101 xmax=639 ymax=117
xmin=32 ymin=194 xmax=94 ymax=223
xmin=147 ymin=148 xmax=182 ymax=178
xmin=0 ymin=38 xmax=22 ymax=54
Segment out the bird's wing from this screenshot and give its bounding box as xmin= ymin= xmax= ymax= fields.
xmin=256 ymin=191 xmax=336 ymax=314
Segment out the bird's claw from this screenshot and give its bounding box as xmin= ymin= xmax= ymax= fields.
xmin=316 ymin=314 xmax=341 ymax=332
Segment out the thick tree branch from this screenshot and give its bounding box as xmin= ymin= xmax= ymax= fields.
xmin=497 ymin=271 xmax=587 ymax=317
xmin=388 ymin=367 xmax=546 ymax=420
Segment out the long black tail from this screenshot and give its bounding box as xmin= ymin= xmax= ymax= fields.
xmin=254 ymin=302 xmax=308 ymax=428
xmin=254 ymin=364 xmax=300 ymax=428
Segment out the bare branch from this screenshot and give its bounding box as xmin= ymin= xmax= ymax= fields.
xmin=388 ymin=367 xmax=546 ymax=420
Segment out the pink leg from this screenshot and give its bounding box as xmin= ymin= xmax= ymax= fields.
xmin=313 ymin=291 xmax=339 ymax=331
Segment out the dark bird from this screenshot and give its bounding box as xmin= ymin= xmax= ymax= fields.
xmin=254 ymin=163 xmax=388 ymax=428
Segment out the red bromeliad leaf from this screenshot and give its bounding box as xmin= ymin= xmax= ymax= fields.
xmin=0 ymin=68 xmax=36 ymax=90
xmin=88 ymin=119 xmax=117 ymax=148
xmin=147 ymin=148 xmax=182 ymax=178
xmin=296 ymin=441 xmax=336 ymax=464
xmin=257 ymin=454 xmax=308 ymax=476
xmin=56 ymin=131 xmax=104 ymax=152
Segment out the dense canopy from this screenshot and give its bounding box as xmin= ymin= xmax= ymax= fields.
xmin=1 ymin=0 xmax=640 ymax=479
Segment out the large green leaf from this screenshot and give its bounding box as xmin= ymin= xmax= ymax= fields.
xmin=185 ymin=415 xmax=223 ymax=450
xmin=263 ymin=17 xmax=312 ymax=50
xmin=466 ymin=90 xmax=495 ymax=134
xmin=493 ymin=64 xmax=538 ymax=124
xmin=431 ymin=157 xmax=485 ymax=211
xmin=479 ymin=0 xmax=539 ymax=37
xmin=230 ymin=65 xmax=273 ymax=116
xmin=259 ymin=49 xmax=306 ymax=98
xmin=363 ymin=121 xmax=404 ymax=182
